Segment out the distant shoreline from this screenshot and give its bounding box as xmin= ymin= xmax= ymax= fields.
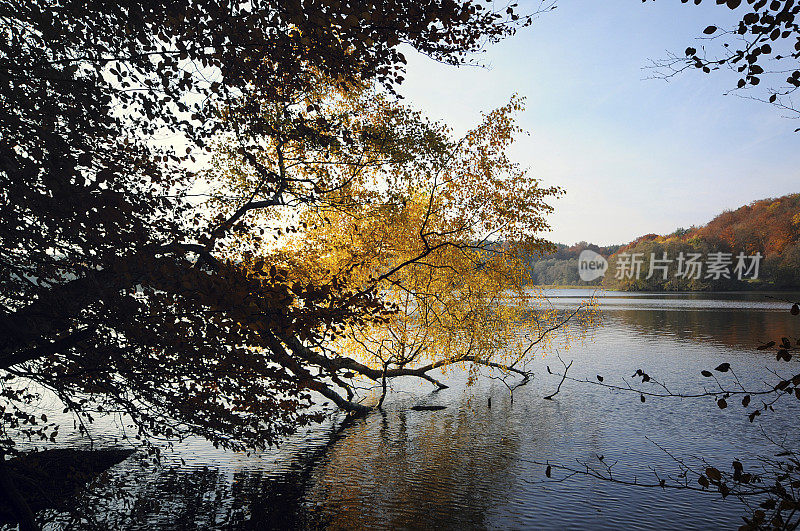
xmin=530 ymin=284 xmax=800 ymax=293
xmin=531 ymin=284 xmax=607 ymax=290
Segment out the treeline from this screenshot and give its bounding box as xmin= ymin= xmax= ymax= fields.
xmin=526 ymin=193 xmax=800 ymax=290
xmin=524 ymin=242 xmax=620 ymax=286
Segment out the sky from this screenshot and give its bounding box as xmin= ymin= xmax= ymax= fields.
xmin=395 ymin=0 xmax=800 ymax=246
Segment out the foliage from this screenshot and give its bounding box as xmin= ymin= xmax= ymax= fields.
xmin=693 ymin=194 xmax=800 ymax=256
xmin=653 ymin=0 xmax=800 ymax=121
xmin=602 ymin=193 xmax=800 ymax=291
xmin=524 ymin=242 xmax=621 ymax=286
xmin=208 ymin=86 xmax=592 ymax=410
xmin=0 ymin=0 xmax=544 ymax=460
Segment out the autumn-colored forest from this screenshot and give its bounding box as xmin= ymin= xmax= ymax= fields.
xmin=527 ymin=193 xmax=800 ymax=290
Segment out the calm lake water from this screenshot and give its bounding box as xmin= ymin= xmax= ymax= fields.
xmin=18 ymin=290 xmax=800 ymax=530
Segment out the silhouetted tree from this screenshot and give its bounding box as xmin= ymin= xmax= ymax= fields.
xmin=0 ymin=4 xmax=562 ymax=527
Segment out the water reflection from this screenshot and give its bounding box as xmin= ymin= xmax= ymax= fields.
xmin=299 ymin=396 xmax=522 ymax=530
xmin=9 ymin=291 xmax=800 ymax=530
xmin=546 ymin=288 xmax=798 ymax=351
xmin=608 ymin=308 xmax=796 ymax=351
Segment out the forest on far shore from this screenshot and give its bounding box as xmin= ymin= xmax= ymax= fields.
xmin=526 ymin=193 xmax=800 ymax=290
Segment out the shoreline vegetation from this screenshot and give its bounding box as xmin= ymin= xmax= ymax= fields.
xmin=526 ymin=193 xmax=800 ymax=292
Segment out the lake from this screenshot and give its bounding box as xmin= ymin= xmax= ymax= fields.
xmin=20 ymin=290 xmax=800 ymax=530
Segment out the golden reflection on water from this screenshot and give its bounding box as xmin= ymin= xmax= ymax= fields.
xmin=304 ymin=393 xmax=524 ymax=530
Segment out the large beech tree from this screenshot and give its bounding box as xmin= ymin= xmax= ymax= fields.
xmin=0 ymin=0 xmax=556 ymax=458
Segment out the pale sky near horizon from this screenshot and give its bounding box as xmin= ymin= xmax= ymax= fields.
xmin=395 ymin=0 xmax=800 ymax=246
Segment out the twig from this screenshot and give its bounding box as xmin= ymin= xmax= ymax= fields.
xmin=544 ymin=353 xmax=572 ymax=400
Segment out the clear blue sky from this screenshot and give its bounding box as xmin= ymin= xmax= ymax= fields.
xmin=397 ymin=0 xmax=800 ymax=246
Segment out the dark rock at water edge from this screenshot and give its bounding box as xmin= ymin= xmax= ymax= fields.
xmin=0 ymin=448 xmax=134 ymax=525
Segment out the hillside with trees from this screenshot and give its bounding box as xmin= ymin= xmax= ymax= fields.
xmin=526 ymin=194 xmax=800 ymax=290
xmin=601 ymin=194 xmax=800 ymax=291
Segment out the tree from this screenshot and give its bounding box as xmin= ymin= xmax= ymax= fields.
xmin=0 ymin=0 xmax=554 ymax=525
xmin=207 ymin=87 xmax=593 ymax=411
